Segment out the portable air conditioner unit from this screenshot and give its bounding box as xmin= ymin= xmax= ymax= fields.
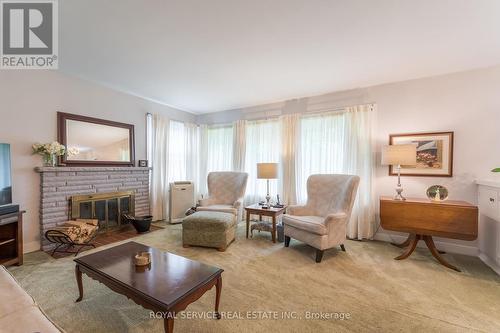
xmin=169 ymin=181 xmax=195 ymax=224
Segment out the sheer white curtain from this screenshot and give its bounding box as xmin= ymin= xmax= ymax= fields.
xmin=297 ymin=105 xmax=375 ymax=239
xmin=244 ymin=119 xmax=281 ymax=205
xmin=343 ymin=105 xmax=375 ymax=239
xmin=198 ymin=124 xmax=234 ymax=196
xmin=149 ymin=114 xmax=170 ymax=221
xmin=280 ymin=113 xmax=300 ymax=205
xmin=168 ymin=120 xmax=187 ymax=182
xmin=198 ymin=124 xmax=209 ymax=195
xmin=233 ymin=120 xmax=246 ymax=172
xmin=185 ymin=123 xmax=200 ymax=195
xmin=206 ymin=124 xmax=234 ymax=172
xmin=148 ymin=115 xmax=200 ymax=220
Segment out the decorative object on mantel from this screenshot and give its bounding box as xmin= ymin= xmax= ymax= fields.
xmin=32 ymin=141 xmax=67 ymax=167
xmin=381 ymin=144 xmax=416 ymax=200
xmin=389 ymin=131 xmax=454 ymax=177
xmin=426 ymin=185 xmax=449 ymax=202
xmin=138 ymin=160 xmax=148 ymax=167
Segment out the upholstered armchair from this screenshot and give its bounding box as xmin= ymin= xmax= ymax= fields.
xmin=197 ymin=171 xmax=249 ymax=222
xmin=283 ymin=174 xmax=360 ymax=263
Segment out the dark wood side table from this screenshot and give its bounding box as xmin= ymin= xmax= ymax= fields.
xmin=245 ymin=204 xmax=286 ymax=243
xmin=380 ymin=196 xmax=478 ymax=272
xmin=0 ymin=210 xmax=25 ymax=266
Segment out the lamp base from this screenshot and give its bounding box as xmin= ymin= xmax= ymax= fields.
xmin=394 ymin=187 xmax=406 ymax=201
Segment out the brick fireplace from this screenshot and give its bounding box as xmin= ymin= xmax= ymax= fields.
xmin=35 ymin=167 xmax=151 ymax=250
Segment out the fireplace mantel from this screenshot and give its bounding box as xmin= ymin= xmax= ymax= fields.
xmin=36 ymin=166 xmax=151 ymax=250
xmin=35 ymin=166 xmax=152 ymax=173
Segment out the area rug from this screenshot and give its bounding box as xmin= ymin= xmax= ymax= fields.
xmin=9 ymin=224 xmax=500 ymax=333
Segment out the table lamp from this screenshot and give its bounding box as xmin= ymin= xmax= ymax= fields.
xmin=381 ymin=144 xmax=417 ymax=200
xmin=257 ymin=163 xmax=278 ymax=207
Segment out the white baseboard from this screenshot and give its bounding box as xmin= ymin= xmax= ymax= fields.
xmin=478 ymin=252 xmax=500 ymax=275
xmin=373 ymin=232 xmax=479 ymax=256
xmin=23 ymin=241 xmax=40 ymax=254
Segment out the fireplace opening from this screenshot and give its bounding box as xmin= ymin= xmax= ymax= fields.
xmin=70 ymin=191 xmax=135 ymax=231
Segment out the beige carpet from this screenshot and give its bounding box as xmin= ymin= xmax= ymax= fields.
xmin=8 ymin=224 xmax=500 ymax=333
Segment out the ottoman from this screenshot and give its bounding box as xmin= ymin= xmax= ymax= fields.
xmin=182 ymin=211 xmax=236 ymax=251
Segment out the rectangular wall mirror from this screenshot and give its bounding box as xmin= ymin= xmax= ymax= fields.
xmin=58 ymin=112 xmax=135 ymax=166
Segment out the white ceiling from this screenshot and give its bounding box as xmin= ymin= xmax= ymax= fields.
xmin=59 ymin=0 xmax=500 ymax=114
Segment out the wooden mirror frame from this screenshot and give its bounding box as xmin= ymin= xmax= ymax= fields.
xmin=57 ymin=112 xmax=135 ymax=167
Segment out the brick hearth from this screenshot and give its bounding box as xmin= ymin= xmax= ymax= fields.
xmin=35 ymin=167 xmax=151 ymax=250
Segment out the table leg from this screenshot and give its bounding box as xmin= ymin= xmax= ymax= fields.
xmin=164 ymin=317 xmax=174 ymax=333
xmin=423 ymin=235 xmax=460 ymax=272
xmin=272 ymin=216 xmax=276 ymax=243
xmin=215 ymin=275 xmax=222 ymax=320
xmin=246 ymin=211 xmax=250 ymax=239
xmin=391 ymin=233 xmax=414 ymax=248
xmin=259 ymin=214 xmax=262 ymax=221
xmin=395 ymin=234 xmax=420 ymax=260
xmin=75 ymin=264 xmax=83 ymax=302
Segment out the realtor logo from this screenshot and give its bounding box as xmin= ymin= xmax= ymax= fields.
xmin=1 ymin=0 xmax=58 ymax=69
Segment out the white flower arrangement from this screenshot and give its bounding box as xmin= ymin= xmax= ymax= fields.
xmin=32 ymin=141 xmax=66 ymax=156
xmin=32 ymin=141 xmax=66 ymax=167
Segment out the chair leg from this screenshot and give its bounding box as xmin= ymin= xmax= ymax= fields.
xmin=284 ymin=236 xmax=290 ymax=247
xmin=315 ymin=249 xmax=324 ymax=263
xmin=340 ymin=244 xmax=346 ymax=252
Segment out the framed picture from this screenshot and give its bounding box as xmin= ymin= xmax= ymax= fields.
xmin=138 ymin=160 xmax=148 ymax=167
xmin=389 ymin=131 xmax=454 ymax=177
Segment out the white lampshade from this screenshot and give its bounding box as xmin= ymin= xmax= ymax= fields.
xmin=257 ymin=163 xmax=278 ymax=179
xmin=381 ymin=144 xmax=417 ymax=166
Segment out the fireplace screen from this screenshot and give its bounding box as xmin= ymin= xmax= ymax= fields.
xmin=70 ymin=191 xmax=135 ymax=231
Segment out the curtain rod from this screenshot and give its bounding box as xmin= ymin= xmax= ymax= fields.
xmin=304 ymin=102 xmax=375 ymax=116
xmin=147 ymin=103 xmax=375 ymax=127
xmin=202 ymin=102 xmax=376 ymax=126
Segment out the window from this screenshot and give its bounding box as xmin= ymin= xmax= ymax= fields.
xmin=244 ymin=119 xmax=281 ymax=204
xmin=297 ymin=112 xmax=348 ymax=203
xmin=168 ymin=120 xmax=187 ymax=182
xmin=146 ymin=115 xmax=191 ymax=183
xmin=206 ymin=125 xmax=233 ymax=173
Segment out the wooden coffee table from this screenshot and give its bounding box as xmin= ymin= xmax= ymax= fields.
xmin=245 ymin=204 xmax=287 ymax=243
xmin=74 ymin=241 xmax=223 ymax=332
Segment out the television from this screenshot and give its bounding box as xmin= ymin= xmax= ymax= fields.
xmin=0 ymin=143 xmax=12 ymax=207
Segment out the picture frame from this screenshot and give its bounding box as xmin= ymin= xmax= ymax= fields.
xmin=389 ymin=131 xmax=454 ymax=177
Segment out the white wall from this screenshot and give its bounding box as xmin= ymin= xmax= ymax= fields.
xmin=371 ymin=66 xmax=500 ymax=259
xmin=197 ymin=65 xmax=500 ymax=258
xmin=0 ymin=71 xmax=195 ymax=252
